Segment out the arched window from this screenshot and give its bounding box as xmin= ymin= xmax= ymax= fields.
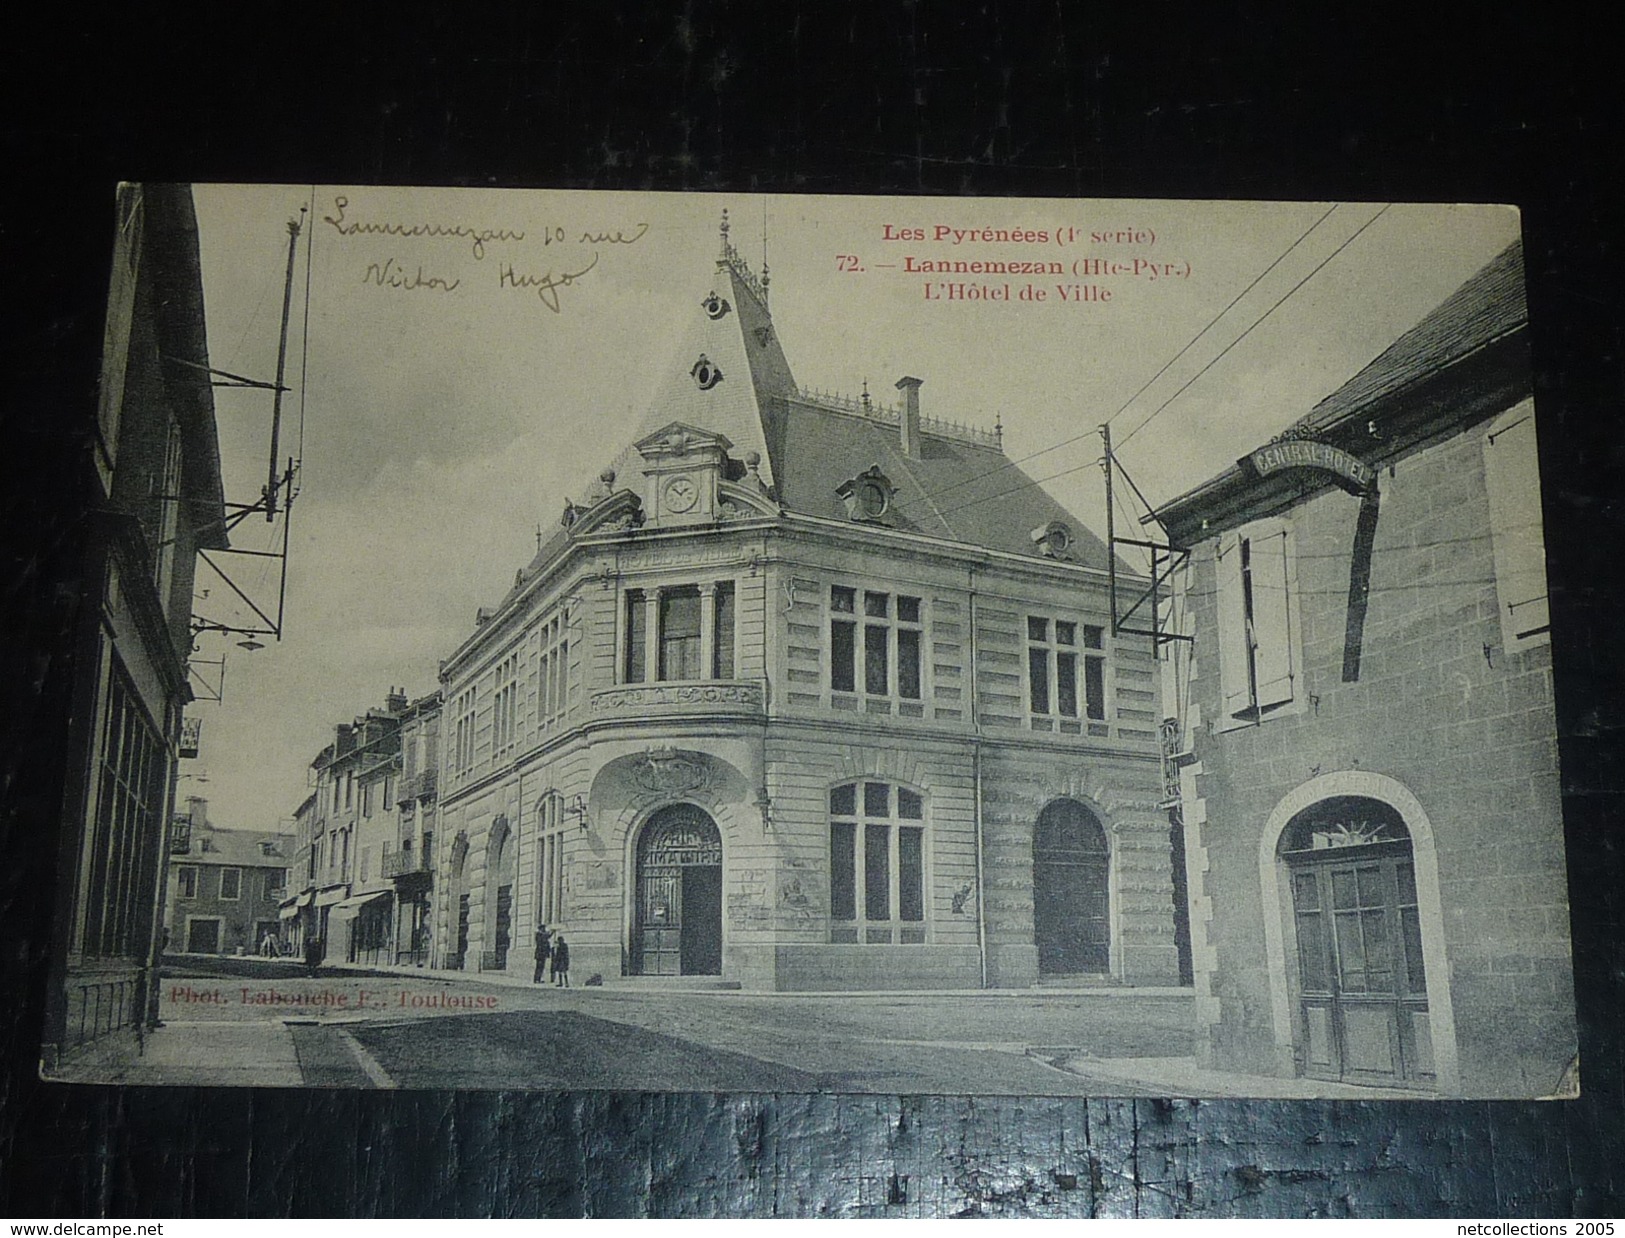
xmin=828 ymin=781 xmax=926 ymax=944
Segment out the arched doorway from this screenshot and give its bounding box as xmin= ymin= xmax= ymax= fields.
xmin=1033 ymin=798 xmax=1110 ymax=975
xmin=1278 ymin=795 xmax=1432 ymax=1086
xmin=447 ymin=831 xmax=470 ymax=970
xmin=633 ymin=804 xmax=722 ymax=976
xmin=484 ymin=816 xmax=514 ymax=970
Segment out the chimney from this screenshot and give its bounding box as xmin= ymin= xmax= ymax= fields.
xmin=895 ymin=376 xmax=923 ymax=458
xmin=185 ymin=795 xmax=209 ymax=827
xmin=386 ymin=686 xmax=408 ymax=714
xmin=335 ymin=723 xmax=356 ymax=756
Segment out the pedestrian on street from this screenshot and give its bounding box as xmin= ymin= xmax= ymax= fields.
xmin=533 ymin=924 xmax=552 ymax=984
xmin=551 ymin=934 xmax=570 ymax=987
xmin=260 ymin=931 xmax=278 ymax=958
xmin=303 ymin=935 xmax=322 ymax=977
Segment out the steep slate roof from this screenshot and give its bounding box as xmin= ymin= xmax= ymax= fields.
xmin=767 ymin=396 xmax=1111 ymax=566
xmin=1154 ymin=239 xmax=1530 ymax=546
xmin=600 ymin=222 xmax=1113 ymax=569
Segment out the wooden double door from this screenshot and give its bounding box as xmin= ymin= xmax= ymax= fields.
xmin=633 ymin=804 xmax=723 ymax=976
xmin=1287 ymin=839 xmax=1432 ymax=1086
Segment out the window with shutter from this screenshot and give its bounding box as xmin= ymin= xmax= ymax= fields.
xmin=1215 ymin=519 xmax=1300 ymax=723
xmin=1483 ymin=400 xmax=1549 ymax=652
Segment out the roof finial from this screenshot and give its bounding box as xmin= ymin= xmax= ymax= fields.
xmin=994 ymin=411 xmax=1004 ymax=448
xmin=719 ymin=207 xmax=730 ymax=254
xmin=861 ymin=379 xmax=872 ymax=413
xmin=761 ymin=200 xmax=770 ymax=303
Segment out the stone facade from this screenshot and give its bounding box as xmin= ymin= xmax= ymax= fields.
xmin=425 ymin=230 xmax=1182 ymax=993
xmin=1158 ymin=241 xmax=1576 ymax=1097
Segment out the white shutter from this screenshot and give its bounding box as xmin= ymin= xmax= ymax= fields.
xmin=1251 ymin=528 xmax=1296 ymax=709
xmin=1215 ymin=534 xmax=1253 ymax=716
xmin=1484 ymin=403 xmax=1549 ymax=646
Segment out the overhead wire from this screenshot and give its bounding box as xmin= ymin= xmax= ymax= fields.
xmin=894 ymin=203 xmax=1344 ymax=514
xmin=919 ymin=206 xmax=1387 ymax=523
xmin=1115 ymin=203 xmax=1394 ymax=452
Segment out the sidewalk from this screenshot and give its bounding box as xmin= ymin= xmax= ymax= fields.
xmin=1043 ymin=1052 xmax=1421 ymax=1100
xmin=48 ymin=1019 xmax=302 ymax=1087
xmin=318 ymin=958 xmax=1194 ymax=1000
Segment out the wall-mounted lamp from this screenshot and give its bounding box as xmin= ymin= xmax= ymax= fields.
xmin=566 ymin=793 xmax=590 ymax=831
xmin=755 ymin=787 xmax=774 ymax=831
xmin=238 ymin=638 xmax=265 ymax=652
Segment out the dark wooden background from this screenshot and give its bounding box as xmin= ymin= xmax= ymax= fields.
xmin=3 ymin=6 xmax=1621 ymax=1217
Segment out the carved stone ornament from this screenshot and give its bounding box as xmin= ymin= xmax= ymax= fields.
xmin=632 ymin=746 xmax=713 ymax=795
xmin=702 ymin=291 xmax=732 ymax=320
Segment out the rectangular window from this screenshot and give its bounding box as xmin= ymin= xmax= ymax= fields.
xmin=830 ymin=587 xmax=856 ymax=693
xmin=898 ymin=828 xmax=924 ymax=921
xmin=1028 ymin=646 xmax=1051 ymax=714
xmin=830 ymin=821 xmax=856 ymax=921
xmin=1217 ymin=521 xmax=1298 ymax=720
xmin=1029 ymin=614 xmax=1107 ymax=728
xmin=83 ymin=662 xmax=166 ymax=957
xmin=538 ymin=614 xmax=568 ymax=723
xmin=452 ymin=687 xmax=477 ymax=775
xmin=832 ymin=587 xmax=923 ymax=703
xmin=864 ymin=624 xmax=889 ymax=694
xmin=220 ymin=868 xmax=242 ymax=901
xmin=624 ymin=590 xmax=646 ymax=682
xmin=553 ymin=637 xmax=567 ymax=715
xmin=659 ymin=587 xmax=703 ymax=679
xmin=864 ymin=825 xmax=890 ymax=921
xmin=712 ymin=582 xmax=736 ymax=679
xmin=176 ymin=866 xmax=198 ymax=900
xmin=492 ymin=652 xmax=519 ymax=754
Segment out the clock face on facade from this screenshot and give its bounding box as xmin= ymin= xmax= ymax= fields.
xmin=664 ymin=475 xmax=700 ymax=513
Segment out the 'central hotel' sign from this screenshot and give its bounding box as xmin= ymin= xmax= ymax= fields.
xmin=1246 ymin=439 xmax=1375 ymax=492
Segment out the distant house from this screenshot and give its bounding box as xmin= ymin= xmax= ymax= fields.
xmin=385 ymin=691 xmax=441 ymax=967
xmin=165 ymin=798 xmax=293 ymax=956
xmin=1155 ymin=240 xmax=1576 ymax=1096
xmin=285 ymin=691 xmax=405 ymax=963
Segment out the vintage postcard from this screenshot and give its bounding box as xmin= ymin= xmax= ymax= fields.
xmin=43 ymin=185 xmax=1575 ymax=1097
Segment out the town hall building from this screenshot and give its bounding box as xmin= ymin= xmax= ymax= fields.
xmin=428 ymin=216 xmax=1183 ymax=992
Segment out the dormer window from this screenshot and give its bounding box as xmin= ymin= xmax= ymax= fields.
xmin=690 ymin=355 xmax=723 ymax=390
xmin=837 ymin=466 xmax=895 ymax=523
xmin=1032 ymin=519 xmax=1074 ymax=560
